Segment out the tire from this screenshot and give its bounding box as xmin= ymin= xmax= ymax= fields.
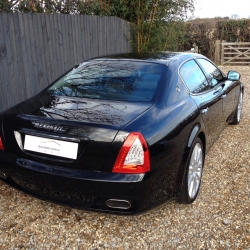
xmin=231 ymin=90 xmax=243 ymax=125
xmin=179 ymin=137 xmax=204 ymax=204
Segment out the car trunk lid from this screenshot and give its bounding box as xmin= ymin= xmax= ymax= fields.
xmin=1 ymin=93 xmax=152 ymax=171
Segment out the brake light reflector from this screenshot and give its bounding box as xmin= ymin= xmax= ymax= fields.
xmin=112 ymin=132 xmax=150 ymax=174
xmin=0 ymin=137 xmax=4 ymax=151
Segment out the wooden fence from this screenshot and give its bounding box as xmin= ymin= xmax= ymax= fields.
xmin=221 ymin=42 xmax=250 ymax=65
xmin=0 ymin=13 xmax=132 ymax=112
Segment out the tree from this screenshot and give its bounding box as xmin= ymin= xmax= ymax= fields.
xmin=105 ymin=0 xmax=195 ymax=52
xmin=1 ymin=0 xmax=194 ymax=52
xmin=134 ymin=0 xmax=186 ymax=51
xmin=231 ymin=14 xmax=240 ymax=20
xmin=0 ymin=0 xmax=18 ymax=12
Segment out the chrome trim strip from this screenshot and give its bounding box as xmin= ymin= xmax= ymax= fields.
xmin=19 ymin=129 xmax=83 ymax=142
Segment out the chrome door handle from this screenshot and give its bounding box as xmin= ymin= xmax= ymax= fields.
xmin=221 ymin=94 xmax=227 ymax=99
xmin=200 ymin=108 xmax=209 ymax=114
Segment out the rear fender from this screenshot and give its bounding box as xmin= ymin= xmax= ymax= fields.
xmin=186 ymin=122 xmax=206 ymax=155
xmin=175 ymin=122 xmax=206 ymax=197
xmin=187 ymin=124 xmax=200 ymax=148
xmin=232 ymin=83 xmax=244 ymax=117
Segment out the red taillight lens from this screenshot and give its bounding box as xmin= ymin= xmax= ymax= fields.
xmin=112 ymin=132 xmax=150 ymax=174
xmin=0 ymin=137 xmax=4 ymax=151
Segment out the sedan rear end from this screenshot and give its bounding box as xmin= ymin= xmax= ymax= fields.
xmin=0 ymin=58 xmax=169 ymax=214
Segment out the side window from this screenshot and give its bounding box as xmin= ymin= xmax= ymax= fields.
xmin=180 ymin=60 xmax=209 ymax=94
xmin=197 ymin=59 xmax=224 ymax=87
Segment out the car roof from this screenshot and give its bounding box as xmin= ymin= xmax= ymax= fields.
xmin=89 ymin=52 xmax=205 ymax=66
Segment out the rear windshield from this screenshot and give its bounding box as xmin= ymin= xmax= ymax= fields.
xmin=47 ymin=60 xmax=166 ymax=102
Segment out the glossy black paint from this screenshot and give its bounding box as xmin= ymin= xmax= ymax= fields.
xmin=0 ymin=52 xmax=243 ymax=214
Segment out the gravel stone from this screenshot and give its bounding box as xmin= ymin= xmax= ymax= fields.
xmin=0 ymin=66 xmax=250 ymax=249
xmin=223 ymin=219 xmax=232 ymax=225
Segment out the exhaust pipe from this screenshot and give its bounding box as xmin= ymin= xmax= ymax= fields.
xmin=106 ymin=199 xmax=131 ymax=209
xmin=0 ymin=172 xmax=8 ymax=179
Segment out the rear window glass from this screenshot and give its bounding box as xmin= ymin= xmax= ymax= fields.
xmin=47 ymin=60 xmax=166 ymax=102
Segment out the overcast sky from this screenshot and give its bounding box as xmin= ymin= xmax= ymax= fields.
xmin=192 ymin=0 xmax=250 ymax=19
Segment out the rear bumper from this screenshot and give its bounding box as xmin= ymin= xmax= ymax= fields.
xmin=0 ymin=150 xmax=179 ymax=214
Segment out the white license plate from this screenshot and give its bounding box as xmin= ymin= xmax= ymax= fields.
xmin=24 ymin=135 xmax=78 ymax=159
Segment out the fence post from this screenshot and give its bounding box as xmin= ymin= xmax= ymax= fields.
xmin=214 ymin=40 xmax=221 ymax=65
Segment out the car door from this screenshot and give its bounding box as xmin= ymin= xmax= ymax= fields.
xmin=179 ymin=59 xmax=223 ymax=149
xmin=196 ymin=58 xmax=236 ymax=127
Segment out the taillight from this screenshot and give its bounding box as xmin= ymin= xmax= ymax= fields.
xmin=112 ymin=132 xmax=150 ymax=174
xmin=0 ymin=137 xmax=4 ymax=151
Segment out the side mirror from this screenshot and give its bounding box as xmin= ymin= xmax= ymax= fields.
xmin=227 ymin=71 xmax=241 ymax=81
xmin=210 ymin=78 xmax=218 ymax=87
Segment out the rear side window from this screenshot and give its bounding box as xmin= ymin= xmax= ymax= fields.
xmin=197 ymin=59 xmax=224 ymax=87
xmin=180 ymin=60 xmax=209 ymax=94
xmin=47 ymin=60 xmax=166 ymax=102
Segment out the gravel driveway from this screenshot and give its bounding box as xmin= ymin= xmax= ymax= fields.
xmin=0 ymin=66 xmax=249 ymax=250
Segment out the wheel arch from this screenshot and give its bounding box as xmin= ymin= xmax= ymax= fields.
xmin=187 ymin=124 xmax=206 ymax=154
xmin=240 ymin=83 xmax=244 ymax=93
xmin=197 ymin=131 xmax=206 ymax=155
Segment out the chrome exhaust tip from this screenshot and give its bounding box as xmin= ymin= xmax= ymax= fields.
xmin=106 ymin=199 xmax=131 ymax=210
xmin=0 ymin=172 xmax=8 ymax=179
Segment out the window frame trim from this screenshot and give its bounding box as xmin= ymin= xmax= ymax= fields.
xmin=178 ymin=58 xmax=226 ymax=96
xmin=195 ymin=58 xmax=226 ymax=89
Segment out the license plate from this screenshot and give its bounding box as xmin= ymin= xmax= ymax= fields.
xmin=24 ymin=135 xmax=78 ymax=159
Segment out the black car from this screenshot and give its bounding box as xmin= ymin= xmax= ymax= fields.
xmin=0 ymin=52 xmax=244 ymax=214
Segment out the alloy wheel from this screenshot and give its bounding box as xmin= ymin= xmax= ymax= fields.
xmin=187 ymin=142 xmax=203 ymax=199
xmin=237 ymin=91 xmax=243 ymax=123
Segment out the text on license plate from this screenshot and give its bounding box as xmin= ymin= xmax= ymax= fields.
xmin=24 ymin=135 xmax=78 ymax=159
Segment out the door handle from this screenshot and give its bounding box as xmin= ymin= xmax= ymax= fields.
xmin=200 ymin=108 xmax=209 ymax=114
xmin=221 ymin=94 xmax=227 ymax=99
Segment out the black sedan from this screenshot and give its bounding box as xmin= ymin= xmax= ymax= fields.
xmin=0 ymin=52 xmax=244 ymax=214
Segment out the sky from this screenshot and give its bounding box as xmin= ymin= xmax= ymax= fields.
xmin=191 ymin=0 xmax=250 ymax=19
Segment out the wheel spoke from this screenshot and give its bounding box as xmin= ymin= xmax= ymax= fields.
xmin=188 ymin=142 xmax=203 ymax=199
xmin=192 ymin=179 xmax=198 ymax=197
